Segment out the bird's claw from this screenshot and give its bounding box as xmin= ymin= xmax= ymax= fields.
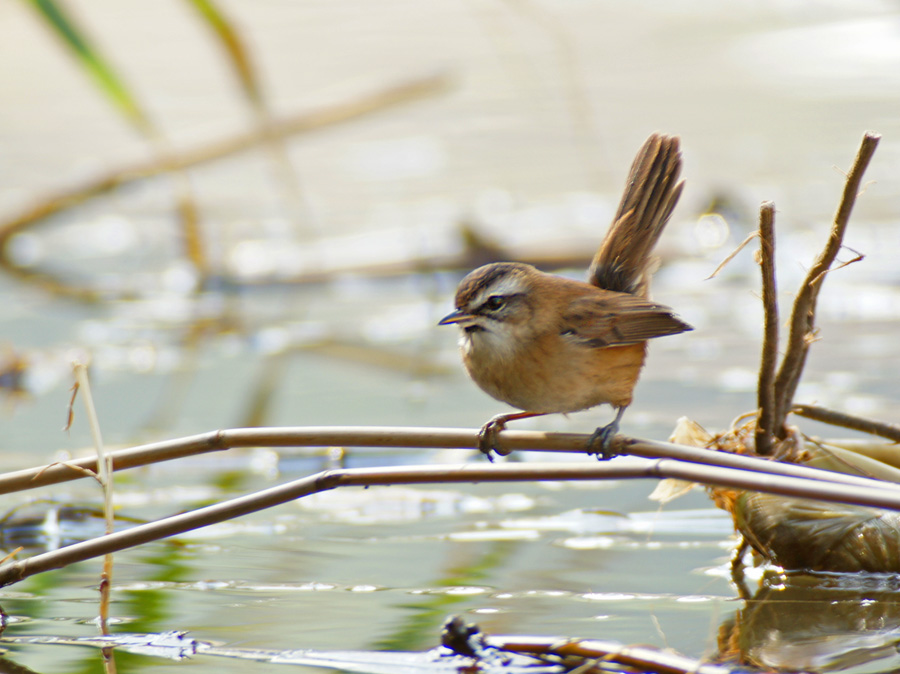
xmin=587 ymin=421 xmax=620 ymax=460
xmin=587 ymin=407 xmax=626 ymax=460
xmin=478 ymin=416 xmax=511 ymax=461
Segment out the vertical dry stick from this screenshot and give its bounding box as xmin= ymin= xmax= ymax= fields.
xmin=72 ymin=363 xmax=115 ymax=639
xmin=170 ymin=171 xmax=207 ymax=277
xmin=755 ymin=202 xmax=778 ymax=455
xmin=772 ymin=132 xmax=881 ymax=436
xmin=149 ymin=127 xmax=207 ymax=279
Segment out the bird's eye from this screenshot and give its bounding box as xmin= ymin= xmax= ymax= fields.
xmin=483 ymin=296 xmax=505 ymax=311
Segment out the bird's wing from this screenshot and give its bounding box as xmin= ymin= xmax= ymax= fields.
xmin=561 ymin=293 xmax=692 ymax=348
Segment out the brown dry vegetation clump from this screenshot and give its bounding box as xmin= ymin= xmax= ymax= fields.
xmin=672 ymin=132 xmax=900 ymax=574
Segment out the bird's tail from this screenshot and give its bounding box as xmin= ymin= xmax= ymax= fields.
xmin=588 ymin=133 xmax=684 ymax=296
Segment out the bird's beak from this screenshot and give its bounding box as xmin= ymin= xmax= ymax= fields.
xmin=438 ymin=309 xmax=472 ymax=326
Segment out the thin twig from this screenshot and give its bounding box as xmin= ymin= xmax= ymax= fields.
xmin=33 ymin=460 xmax=103 ymax=486
xmin=2 ymin=426 xmax=899 ymax=496
xmin=705 ymin=231 xmax=758 ymax=280
xmin=0 ymin=548 xmax=23 ymax=565
xmin=755 ymin=202 xmax=778 ymax=454
xmin=773 ymin=132 xmax=881 ymax=435
xmin=808 ymin=247 xmax=864 ymax=286
xmin=792 ymin=404 xmax=900 ymax=443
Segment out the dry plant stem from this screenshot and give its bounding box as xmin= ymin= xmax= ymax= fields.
xmin=492 ymin=636 xmax=732 ymax=674
xmin=143 ymin=125 xmax=207 ymax=276
xmin=0 ymin=71 xmax=450 ymax=299
xmin=705 ymin=230 xmax=758 ymax=280
xmin=773 ymin=132 xmax=881 ymax=435
xmin=102 ymin=649 xmax=116 ymax=674
xmin=755 ymin=202 xmax=778 ymax=454
xmin=170 ymin=169 xmax=206 ymax=275
xmin=792 ymin=404 xmax=900 ymax=442
xmin=72 ymin=364 xmax=114 ymax=529
xmin=72 ymin=363 xmax=115 ymax=637
xmin=615 ymin=435 xmax=900 ymax=492
xmin=3 ymin=426 xmax=899 ymax=496
xmin=3 ymin=456 xmax=900 ymax=587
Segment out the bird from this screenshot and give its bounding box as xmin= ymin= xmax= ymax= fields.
xmin=439 ymin=133 xmax=692 ymax=459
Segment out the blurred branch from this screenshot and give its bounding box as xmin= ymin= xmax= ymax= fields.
xmin=184 ymin=0 xmax=321 ymax=235
xmin=185 ymin=0 xmax=262 ymax=106
xmin=24 ymin=0 xmax=208 ymax=276
xmin=1 ymin=70 xmax=448 ymax=228
xmin=0 ymin=71 xmax=452 ymax=299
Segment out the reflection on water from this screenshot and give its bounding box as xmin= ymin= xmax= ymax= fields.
xmin=1 ymin=0 xmax=900 ymax=671
xmin=722 ymin=571 xmax=900 ymax=671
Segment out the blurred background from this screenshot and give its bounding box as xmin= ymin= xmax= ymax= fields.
xmin=1 ymin=1 xmax=900 ymax=671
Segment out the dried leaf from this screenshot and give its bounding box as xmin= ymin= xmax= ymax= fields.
xmin=64 ymin=381 xmax=79 ymax=431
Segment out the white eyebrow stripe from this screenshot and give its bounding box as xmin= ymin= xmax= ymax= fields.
xmin=472 ymin=274 xmax=527 ymax=307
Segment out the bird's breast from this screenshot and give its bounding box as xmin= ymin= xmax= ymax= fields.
xmin=459 ymin=328 xmax=647 ymax=413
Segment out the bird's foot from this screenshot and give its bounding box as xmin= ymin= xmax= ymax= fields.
xmin=587 ymin=423 xmax=619 ymax=460
xmin=477 ymin=411 xmax=542 ymax=460
xmin=478 ymin=415 xmax=510 ymax=462
xmin=587 ymin=408 xmax=626 ymax=460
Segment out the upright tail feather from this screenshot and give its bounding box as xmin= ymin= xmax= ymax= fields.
xmin=588 ymin=134 xmax=684 ymax=296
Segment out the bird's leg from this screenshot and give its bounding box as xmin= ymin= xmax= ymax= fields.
xmin=478 ymin=411 xmax=544 ymax=461
xmin=587 ymin=406 xmax=627 ymax=460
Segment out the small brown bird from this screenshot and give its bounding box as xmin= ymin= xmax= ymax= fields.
xmin=439 ymin=133 xmax=691 ymax=458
